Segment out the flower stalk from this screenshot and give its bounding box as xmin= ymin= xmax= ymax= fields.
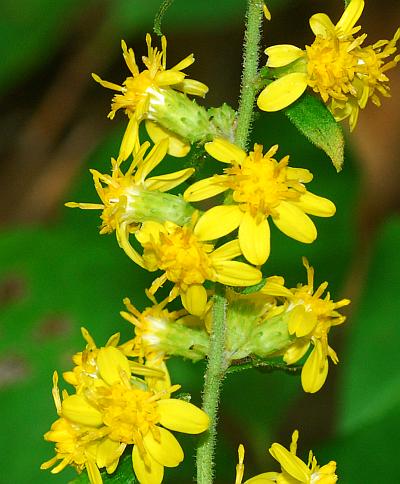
xmin=196 ymin=1 xmax=264 ymax=482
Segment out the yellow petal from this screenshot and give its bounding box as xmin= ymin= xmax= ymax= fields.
xmin=184 ymin=176 xmax=229 ymax=202
xmin=145 ymin=168 xmax=195 ymax=192
xmin=288 ymin=305 xmax=318 ymax=337
xmin=86 ymin=460 xmax=103 ymax=484
xmin=171 ymin=54 xmax=195 ymax=71
xmin=301 ymin=342 xmax=329 ymax=393
xmin=96 ymin=439 xmax=125 ymax=468
xmin=272 ymin=201 xmax=317 ymax=243
xmin=155 ymin=70 xmax=185 ymax=86
xmin=211 ymin=239 xmax=242 ymax=261
xmin=62 ymin=395 xmax=103 ymax=427
xmin=335 ymin=0 xmax=364 ymax=36
xmin=205 ymin=138 xmax=247 ymax=164
xmin=181 ymin=284 xmax=208 ymax=316
xmin=119 ymin=117 xmax=139 ymax=162
xmin=91 ymin=73 xmax=124 ymax=92
xmin=214 ymin=261 xmax=262 ymax=286
xmin=194 ymin=205 xmax=242 ymax=241
xmin=132 ymin=445 xmax=164 ymax=484
xmin=283 ymin=339 xmax=310 ymax=365
xmin=145 ymin=358 xmax=171 ymax=394
xmin=136 ymin=138 xmax=169 ymax=182
xmin=97 ymin=346 xmax=131 ymax=385
xmin=257 ymin=73 xmax=308 ymax=112
xmin=238 ymin=213 xmax=270 ymax=265
xmin=309 ymin=13 xmax=336 ymax=38
xmin=292 ymin=192 xmax=336 ymax=217
xmin=143 ymin=427 xmax=183 ymax=467
xmin=177 ymin=79 xmax=209 ymax=97
xmin=269 ymin=443 xmax=310 ymax=481
xmin=245 ymin=473 xmax=279 ymax=483
xmin=157 ymin=399 xmax=209 ymax=434
xmin=265 ymin=45 xmax=304 ymax=68
xmin=116 ymin=223 xmax=145 ymax=268
xmin=263 ymin=3 xmax=271 ymax=21
xmin=262 ymin=276 xmax=292 ymax=298
xmin=145 ymin=120 xmax=190 ymax=158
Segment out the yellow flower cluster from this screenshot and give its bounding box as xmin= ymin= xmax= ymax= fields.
xmin=258 ymin=0 xmax=400 ymax=130
xmin=41 ymin=330 xmax=209 ymax=484
xmin=236 ymin=430 xmax=338 ymax=483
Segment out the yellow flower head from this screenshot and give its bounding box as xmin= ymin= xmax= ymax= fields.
xmin=184 ymin=138 xmax=335 ymax=266
xmin=66 ymin=139 xmax=195 ymax=268
xmin=280 ymin=258 xmax=350 ymax=393
xmin=41 ymin=372 xmax=114 ymax=484
xmin=258 ymin=0 xmax=400 ymax=130
xmin=60 ymin=346 xmax=209 ymax=484
xmin=135 ymin=215 xmax=262 ymax=316
xmin=269 ymin=430 xmax=338 ymax=483
xmin=93 ymin=35 xmax=208 ymax=158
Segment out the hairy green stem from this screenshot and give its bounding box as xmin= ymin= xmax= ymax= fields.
xmin=235 ymin=0 xmax=264 ymax=149
xmin=196 ymin=287 xmax=228 ymax=484
xmin=196 ymin=3 xmax=263 ymax=483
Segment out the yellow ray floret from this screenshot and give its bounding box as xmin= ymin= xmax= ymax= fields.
xmin=135 ymin=215 xmax=262 ymax=316
xmin=66 ymin=139 xmax=195 ymax=268
xmin=184 ymin=139 xmax=335 ymax=266
xmin=93 ymin=34 xmax=208 ymax=158
xmin=258 ymin=0 xmax=400 ymax=130
xmin=275 ymin=258 xmax=350 ymax=393
xmin=235 ymin=430 xmax=337 ymax=483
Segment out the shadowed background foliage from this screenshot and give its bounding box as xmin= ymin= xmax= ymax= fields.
xmin=0 ymin=1 xmax=399 ymax=482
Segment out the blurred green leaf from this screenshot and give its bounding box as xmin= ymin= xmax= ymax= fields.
xmin=339 ymin=216 xmax=400 ymax=435
xmin=284 ymin=94 xmax=345 ymax=172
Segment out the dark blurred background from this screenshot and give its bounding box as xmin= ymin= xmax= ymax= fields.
xmin=0 ymin=0 xmax=399 ymax=482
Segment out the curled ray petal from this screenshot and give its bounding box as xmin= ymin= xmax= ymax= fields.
xmin=301 ymin=341 xmax=329 ymax=393
xmin=265 ymin=44 xmax=304 ymax=67
xmin=62 ymin=395 xmax=103 ymax=427
xmin=145 ymin=168 xmax=195 ymax=192
xmin=335 ymin=0 xmax=365 ymax=36
xmin=283 ymin=338 xmax=310 ymax=365
xmin=238 ymin=213 xmax=270 ymax=265
xmin=272 ymin=201 xmax=317 ymax=243
xmin=257 ymin=73 xmax=308 ymax=112
xmin=214 ymin=261 xmax=262 ymax=286
xmin=118 ymin=117 xmax=139 ymax=162
xmin=97 ymin=346 xmax=130 ymax=385
xmin=262 ymin=277 xmax=293 ymax=298
xmin=171 ymin=53 xmax=195 ymax=71
xmin=86 ymin=460 xmax=102 ymax=484
xmin=155 ymin=70 xmax=186 ymax=87
xmin=183 ymin=176 xmax=229 ymax=202
xmin=181 ymin=285 xmax=207 ymax=316
xmin=210 ymin=239 xmax=242 ymax=261
xmin=157 ymin=399 xmax=210 ymax=434
xmin=309 ymin=13 xmax=336 ymax=38
xmin=194 ymin=205 xmax=242 ymax=241
xmin=245 ymin=473 xmax=279 ymax=484
xmin=288 ymin=305 xmax=318 ymax=337
xmin=269 ymin=443 xmax=310 ymax=481
xmin=292 ymin=192 xmax=336 ymax=217
xmin=91 ymin=73 xmax=124 ymax=92
xmin=135 ymin=138 xmax=169 ymax=182
xmin=116 ymin=224 xmax=145 ymax=268
xmin=205 ymin=138 xmax=247 ymax=164
xmin=132 ymin=445 xmax=164 ymax=484
xmin=145 ymin=120 xmax=190 ymax=158
xmin=177 ymin=78 xmax=209 ymax=97
xmin=143 ymin=427 xmax=184 ymax=467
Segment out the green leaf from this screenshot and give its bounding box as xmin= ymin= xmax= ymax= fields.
xmin=284 ymin=94 xmax=345 ymax=172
